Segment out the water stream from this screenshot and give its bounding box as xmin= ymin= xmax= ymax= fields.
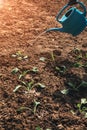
xmin=31 ymin=31 xmax=47 ymax=45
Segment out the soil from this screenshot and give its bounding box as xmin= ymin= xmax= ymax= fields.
xmin=0 ymin=0 xmax=87 ymax=130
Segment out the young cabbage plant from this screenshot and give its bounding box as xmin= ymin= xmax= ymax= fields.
xmin=13 ymin=80 xmax=35 ymax=92
xmin=21 ymin=80 xmax=34 ymax=91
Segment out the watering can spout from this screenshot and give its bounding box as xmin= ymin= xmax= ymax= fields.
xmin=46 ymin=27 xmax=64 ymax=33
xmin=86 ymin=19 xmax=87 ymax=26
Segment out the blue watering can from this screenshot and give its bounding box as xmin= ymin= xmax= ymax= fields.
xmin=46 ymin=1 xmax=87 ymax=36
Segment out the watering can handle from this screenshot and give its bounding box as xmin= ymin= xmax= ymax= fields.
xmin=56 ymin=1 xmax=86 ymax=22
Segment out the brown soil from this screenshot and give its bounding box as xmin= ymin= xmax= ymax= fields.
xmin=0 ymin=0 xmax=87 ymax=130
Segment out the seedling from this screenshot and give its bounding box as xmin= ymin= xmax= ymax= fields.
xmin=35 ymin=128 xmax=51 ymax=130
xmin=61 ymin=82 xmax=79 ymax=94
xmin=78 ymin=81 xmax=87 ymax=88
xmin=76 ymin=54 xmax=83 ymax=60
xmin=73 ymin=48 xmax=81 ymax=54
xmin=35 ymin=126 xmax=43 ymax=130
xmin=61 ymin=89 xmax=69 ymax=95
xmin=17 ymin=100 xmax=40 ymax=114
xmin=31 ymin=67 xmax=39 ymax=73
xmin=13 ymin=80 xmax=34 ymax=92
xmin=11 ymin=51 xmax=28 ymax=60
xmin=11 ymin=67 xmax=19 ymax=74
xmin=66 ymin=81 xmax=87 ymax=93
xmin=33 ymin=100 xmax=40 ymax=114
xmin=21 ymin=80 xmax=34 ymax=91
xmin=39 ymin=57 xmax=46 ymax=62
xmin=74 ymin=62 xmax=83 ymax=68
xmin=70 ymin=110 xmax=76 ymax=115
xmin=61 ymin=81 xmax=85 ymax=95
xmin=55 ymin=65 xmax=67 ymax=74
xmin=85 ymin=113 xmax=87 ymax=118
xmin=84 ymin=62 xmax=87 ymax=67
xmin=19 ymin=70 xmax=30 ymax=79
xmin=77 ymin=98 xmax=87 ymax=118
xmin=67 ymin=82 xmax=79 ymax=91
xmin=11 ymin=51 xmax=22 ymax=60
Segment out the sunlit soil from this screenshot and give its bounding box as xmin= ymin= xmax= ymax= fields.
xmin=0 ymin=0 xmax=39 ymax=55
xmin=0 ymin=0 xmax=10 ymax=9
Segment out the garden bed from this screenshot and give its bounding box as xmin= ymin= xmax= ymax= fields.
xmin=0 ymin=0 xmax=87 ymax=130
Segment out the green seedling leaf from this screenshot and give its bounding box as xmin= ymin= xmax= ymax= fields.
xmin=39 ymin=57 xmax=46 ymax=62
xmin=34 ymin=100 xmax=40 ymax=107
xmin=11 ymin=67 xmax=19 ymax=74
xmin=21 ymin=81 xmax=27 ymax=86
xmin=13 ymin=51 xmax=28 ymax=60
xmin=84 ymin=63 xmax=87 ymax=67
xmin=77 ymin=103 xmax=81 ymax=109
xmin=79 ymin=81 xmax=87 ymax=88
xmin=35 ymin=126 xmax=42 ymax=130
xmin=17 ymin=106 xmax=30 ymax=112
xmin=68 ymin=82 xmax=75 ymax=88
xmin=55 ymin=66 xmax=60 ymax=71
xmin=82 ymin=107 xmax=87 ymax=111
xmin=68 ymin=82 xmax=78 ymax=91
xmin=13 ymin=85 xmax=23 ymax=92
xmin=70 ymin=110 xmax=76 ymax=115
xmin=55 ymin=65 xmax=67 ymax=74
xmin=77 ymin=103 xmax=82 ymax=112
xmin=81 ymin=98 xmax=87 ymax=104
xmin=61 ymin=89 xmax=69 ymax=95
xmin=76 ymin=54 xmax=82 ymax=60
xmin=23 ymin=55 xmax=28 ymax=59
xmin=17 ymin=57 xmax=22 ymax=60
xmin=33 ymin=100 xmax=40 ymax=114
xmin=85 ymin=113 xmax=87 ymax=118
xmin=19 ymin=74 xmax=23 ymax=79
xmin=74 ymin=62 xmax=83 ymax=68
xmin=32 ymin=67 xmax=39 ymax=73
xmin=11 ymin=54 xmax=17 ymax=58
xmin=85 ymin=53 xmax=87 ymax=58
xmin=36 ymin=83 xmax=46 ymax=88
xmin=16 ymin=51 xmax=22 ymax=56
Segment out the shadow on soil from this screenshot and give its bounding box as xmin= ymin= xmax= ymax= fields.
xmin=40 ymin=49 xmax=87 ymax=108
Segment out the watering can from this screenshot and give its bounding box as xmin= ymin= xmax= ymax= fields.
xmin=46 ymin=1 xmax=87 ymax=36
